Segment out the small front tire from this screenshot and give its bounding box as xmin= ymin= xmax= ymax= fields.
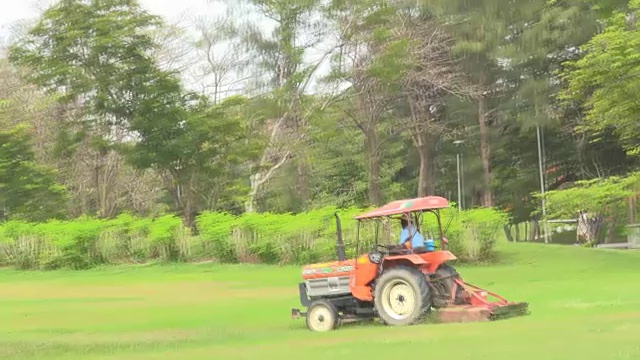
xmin=306 ymin=299 xmax=339 ymax=332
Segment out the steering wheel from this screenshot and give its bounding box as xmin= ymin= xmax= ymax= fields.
xmin=375 ymin=243 xmax=408 ymax=255
xmin=375 ymin=244 xmax=388 ymax=252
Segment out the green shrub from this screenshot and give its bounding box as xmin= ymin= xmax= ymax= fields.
xmin=196 ymin=212 xmax=238 ymax=263
xmin=538 ymin=172 xmax=640 ymax=246
xmin=0 ymin=205 xmax=509 ymax=270
xmin=400 ymin=207 xmax=507 ymax=263
xmin=148 ymin=215 xmax=185 ymax=262
xmin=458 ymin=208 xmax=509 ymax=262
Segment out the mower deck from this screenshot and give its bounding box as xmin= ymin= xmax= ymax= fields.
xmin=436 ymin=278 xmax=529 ymax=323
xmin=436 ymin=302 xmax=529 ymax=323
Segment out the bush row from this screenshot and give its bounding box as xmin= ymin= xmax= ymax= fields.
xmin=0 ymin=206 xmax=508 ymax=270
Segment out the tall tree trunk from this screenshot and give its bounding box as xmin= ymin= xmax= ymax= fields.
xmin=605 ymin=215 xmax=617 ymax=244
xmin=530 ymin=219 xmax=540 ymax=241
xmin=245 ymin=114 xmax=291 ymax=214
xmin=417 ymin=141 xmax=436 ymax=197
xmin=365 ymin=127 xmax=381 ymax=205
xmin=96 ymin=151 xmax=120 ymax=219
xmin=478 ymin=95 xmax=493 ymax=207
xmin=407 ymin=101 xmax=435 ymax=198
xmin=417 ymin=143 xmax=429 ymax=197
xmin=182 ymin=198 xmax=197 ymax=234
xmin=296 ymin=158 xmax=309 ymax=209
xmin=246 ymin=174 xmax=259 ymax=213
xmin=245 ymin=151 xmax=290 ymax=213
xmin=161 ymin=170 xmax=196 ymax=230
xmin=294 ymin=108 xmax=309 ymax=209
xmin=503 ymin=224 xmax=514 ymax=242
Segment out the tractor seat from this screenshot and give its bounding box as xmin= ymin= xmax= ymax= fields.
xmin=412 ymin=245 xmax=428 ymax=254
xmin=399 ymin=241 xmax=429 ymax=255
xmin=411 ymin=239 xmax=435 ymax=254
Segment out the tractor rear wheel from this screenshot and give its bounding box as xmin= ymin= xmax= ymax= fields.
xmin=434 ymin=263 xmax=466 ymax=306
xmin=374 ymin=266 xmax=431 ymax=326
xmin=306 ymin=299 xmax=339 ymax=332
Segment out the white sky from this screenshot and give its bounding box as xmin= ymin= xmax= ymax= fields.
xmin=0 ymin=0 xmax=212 ymax=27
xmin=0 ymin=0 xmax=337 ymax=95
xmin=0 ymin=0 xmax=218 ymax=44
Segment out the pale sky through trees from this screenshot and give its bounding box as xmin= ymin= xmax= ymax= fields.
xmin=0 ymin=0 xmax=341 ymax=98
xmin=0 ymin=0 xmax=213 ymax=31
xmin=0 ymin=0 xmax=235 ymax=92
xmin=0 ymin=0 xmax=218 ymax=52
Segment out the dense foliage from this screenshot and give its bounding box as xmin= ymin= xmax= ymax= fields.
xmin=0 ymin=207 xmax=507 ymax=269
xmin=539 ymin=172 xmax=640 ymax=245
xmin=1 ymin=0 xmax=639 ymax=261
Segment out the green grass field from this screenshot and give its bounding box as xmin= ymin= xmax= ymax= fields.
xmin=2 ymin=242 xmax=640 ymax=360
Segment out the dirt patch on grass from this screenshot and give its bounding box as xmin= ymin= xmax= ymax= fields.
xmin=0 ymin=281 xmax=295 ymax=303
xmin=553 ymin=299 xmax=640 ymax=310
xmin=43 ymin=328 xmax=205 ymax=345
xmin=602 ymin=312 xmax=640 ymax=321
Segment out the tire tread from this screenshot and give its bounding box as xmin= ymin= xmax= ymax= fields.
xmin=306 ymin=298 xmax=339 ymax=332
xmin=373 ymin=265 xmax=431 ymax=326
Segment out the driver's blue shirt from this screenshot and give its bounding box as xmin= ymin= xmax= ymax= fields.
xmin=399 ymin=226 xmax=425 ymax=249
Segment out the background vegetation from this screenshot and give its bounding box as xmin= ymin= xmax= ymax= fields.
xmin=1 ymin=0 xmax=640 ymax=269
xmin=0 ymin=207 xmax=507 ymax=269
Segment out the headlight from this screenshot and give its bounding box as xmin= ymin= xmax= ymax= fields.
xmin=368 ymin=251 xmax=382 ymax=264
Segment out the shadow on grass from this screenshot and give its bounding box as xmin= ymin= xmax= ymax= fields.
xmin=287 ymin=310 xmax=470 ymax=334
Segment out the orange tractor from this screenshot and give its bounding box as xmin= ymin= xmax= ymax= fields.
xmin=291 ymin=196 xmax=529 ymax=331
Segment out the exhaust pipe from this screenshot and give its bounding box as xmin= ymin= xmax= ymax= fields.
xmin=335 ymin=212 xmax=346 ymax=261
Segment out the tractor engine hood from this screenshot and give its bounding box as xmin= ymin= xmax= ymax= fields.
xmin=301 ymin=259 xmax=358 ymax=280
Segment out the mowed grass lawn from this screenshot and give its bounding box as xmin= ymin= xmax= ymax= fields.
xmin=2 ymin=242 xmax=640 ymax=360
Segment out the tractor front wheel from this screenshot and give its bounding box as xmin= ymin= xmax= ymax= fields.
xmin=374 ymin=266 xmax=431 ymax=326
xmin=306 ymin=299 xmax=339 ymax=332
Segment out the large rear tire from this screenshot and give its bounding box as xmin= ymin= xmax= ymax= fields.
xmin=306 ymin=299 xmax=339 ymax=332
xmin=435 ymin=263 xmax=466 ymax=305
xmin=374 ymin=266 xmax=431 ymax=326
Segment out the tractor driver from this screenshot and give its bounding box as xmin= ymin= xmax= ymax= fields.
xmin=399 ymin=216 xmax=427 ymax=252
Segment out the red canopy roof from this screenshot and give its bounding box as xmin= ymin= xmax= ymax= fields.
xmin=355 ymin=196 xmax=450 ymax=220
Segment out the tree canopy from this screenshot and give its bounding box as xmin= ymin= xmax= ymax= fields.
xmin=0 ymin=0 xmax=637 ymax=232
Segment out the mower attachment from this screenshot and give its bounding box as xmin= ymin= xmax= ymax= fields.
xmin=436 ymin=279 xmax=529 ymax=323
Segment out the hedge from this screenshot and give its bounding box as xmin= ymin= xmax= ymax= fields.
xmin=0 ymin=206 xmax=508 ymax=270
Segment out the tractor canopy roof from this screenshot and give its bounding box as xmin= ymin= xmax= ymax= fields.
xmin=355 ymin=196 xmax=450 ymax=220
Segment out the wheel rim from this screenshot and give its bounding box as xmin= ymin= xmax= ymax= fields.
xmin=308 ymin=305 xmax=334 ymax=332
xmin=381 ymin=279 xmax=417 ymax=320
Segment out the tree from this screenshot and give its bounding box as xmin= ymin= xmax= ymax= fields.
xmin=304 ymin=96 xmax=369 ymax=208
xmin=7 ymin=0 xmax=256 ymax=226
xmin=237 ymin=0 xmax=333 ymax=212
xmin=559 ymin=0 xmax=640 ymax=157
xmin=0 ymin=124 xmax=68 ymax=222
xmin=392 ymin=6 xmax=477 ymax=197
xmin=539 ymin=172 xmax=640 ymax=245
xmin=125 ymin=87 xmax=259 ymax=226
xmin=487 ymin=0 xmax=602 ymax=223
xmin=190 ymin=7 xmax=253 ymax=103
xmin=8 ymin=0 xmax=165 ymax=218
xmin=323 ymin=0 xmax=405 ymax=206
xmin=423 ymin=0 xmax=530 ymax=207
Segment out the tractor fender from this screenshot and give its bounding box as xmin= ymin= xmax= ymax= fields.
xmin=382 ymin=254 xmax=427 ymax=265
